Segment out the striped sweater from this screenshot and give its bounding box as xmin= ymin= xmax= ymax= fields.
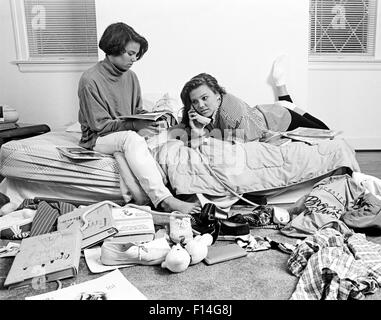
xmin=210 ymin=93 xmax=291 ymax=142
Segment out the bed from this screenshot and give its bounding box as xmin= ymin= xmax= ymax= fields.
xmin=0 ymin=131 xmax=127 ymax=206
xmin=0 ymin=126 xmax=361 ymax=210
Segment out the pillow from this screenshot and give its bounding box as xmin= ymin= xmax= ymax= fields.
xmin=142 ymin=92 xmax=164 ymax=111
xmin=142 ymin=92 xmax=183 ymax=119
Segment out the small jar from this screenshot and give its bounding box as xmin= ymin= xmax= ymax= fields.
xmin=169 ymin=212 xmax=193 ymax=244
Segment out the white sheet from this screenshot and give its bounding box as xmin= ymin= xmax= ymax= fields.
xmin=0 ymin=178 xmax=126 ymax=207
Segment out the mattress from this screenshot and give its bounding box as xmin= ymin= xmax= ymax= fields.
xmin=0 ymin=131 xmax=120 ymax=188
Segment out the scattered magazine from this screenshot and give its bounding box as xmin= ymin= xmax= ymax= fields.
xmin=57 ymin=147 xmax=105 ymax=160
xmin=282 ymin=127 xmax=342 ymax=139
xmin=26 ymin=269 xmax=147 ymax=300
xmin=264 ymin=127 xmax=343 ymax=146
xmin=117 ymin=109 xmax=174 ymax=121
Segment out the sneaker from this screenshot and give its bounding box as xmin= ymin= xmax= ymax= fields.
xmin=100 ymin=237 xmax=171 ymax=266
xmin=190 ymin=203 xmax=221 ymax=244
xmin=248 ymin=206 xmax=273 ymax=227
xmin=0 ymin=209 xmax=36 ymax=240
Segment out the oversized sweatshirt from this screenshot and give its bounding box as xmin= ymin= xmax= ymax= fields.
xmin=78 ymin=57 xmax=143 ymax=149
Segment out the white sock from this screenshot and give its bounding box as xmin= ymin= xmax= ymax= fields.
xmin=272 ymin=55 xmax=288 ymax=87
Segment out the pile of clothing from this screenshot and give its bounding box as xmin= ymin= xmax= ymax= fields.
xmin=278 ymin=172 xmax=381 ymax=300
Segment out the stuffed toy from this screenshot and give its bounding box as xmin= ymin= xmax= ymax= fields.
xmin=185 ymin=234 xmax=213 ymax=265
xmin=161 ymin=233 xmax=213 ymax=272
xmin=161 ymin=243 xmax=190 ymax=273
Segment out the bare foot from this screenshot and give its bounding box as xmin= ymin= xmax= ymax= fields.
xmin=160 ymin=196 xmax=201 ymax=215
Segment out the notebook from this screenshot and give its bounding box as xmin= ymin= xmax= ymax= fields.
xmin=57 ymin=201 xmax=119 ymax=249
xmin=4 ymin=225 xmax=82 ymax=289
xmin=204 ymin=243 xmax=247 ymax=265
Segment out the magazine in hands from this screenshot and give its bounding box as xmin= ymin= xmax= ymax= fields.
xmin=57 ymin=147 xmax=105 ymax=160
xmin=117 ymin=110 xmax=174 ymax=121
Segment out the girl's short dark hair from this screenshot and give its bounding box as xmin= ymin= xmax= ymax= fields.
xmin=99 ymin=22 xmax=148 ymax=59
xmin=180 ymin=73 xmax=226 ymax=125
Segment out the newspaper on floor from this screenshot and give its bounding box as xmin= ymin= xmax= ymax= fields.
xmin=25 ymin=269 xmax=147 ymax=300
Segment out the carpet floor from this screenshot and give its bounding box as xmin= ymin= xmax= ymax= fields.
xmin=0 ymin=151 xmax=380 ymax=300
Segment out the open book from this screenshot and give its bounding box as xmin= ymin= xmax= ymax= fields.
xmin=117 ymin=110 xmax=174 ymax=121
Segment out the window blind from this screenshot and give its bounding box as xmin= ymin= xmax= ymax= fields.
xmin=309 ymin=0 xmax=377 ymax=56
xmin=23 ymin=0 xmax=98 ymax=60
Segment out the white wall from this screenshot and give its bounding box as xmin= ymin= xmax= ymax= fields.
xmin=0 ymin=0 xmax=83 ymax=130
xmin=0 ymin=0 xmax=308 ymax=130
xmin=95 ymin=0 xmax=309 ymax=109
xmin=308 ymin=67 xmax=381 ymax=150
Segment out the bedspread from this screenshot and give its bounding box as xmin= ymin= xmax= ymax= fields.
xmin=152 ymin=137 xmax=360 ymax=196
xmin=0 ymin=131 xmax=360 ymax=201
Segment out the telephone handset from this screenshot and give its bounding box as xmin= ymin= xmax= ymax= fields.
xmin=189 ymin=106 xmax=211 ymax=126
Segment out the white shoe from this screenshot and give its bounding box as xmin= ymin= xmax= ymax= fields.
xmin=100 ymin=237 xmax=171 ymax=266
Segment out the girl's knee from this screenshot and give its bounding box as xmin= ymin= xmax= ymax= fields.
xmin=121 ymin=130 xmax=146 ymax=146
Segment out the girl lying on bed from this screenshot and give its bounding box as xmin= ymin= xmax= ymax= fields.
xmin=176 ymin=56 xmax=329 ymax=147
